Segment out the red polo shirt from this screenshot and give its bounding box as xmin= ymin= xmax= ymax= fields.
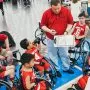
xmin=41 ymin=6 xmax=73 ymax=39
xmin=0 ymin=34 xmax=7 ymax=51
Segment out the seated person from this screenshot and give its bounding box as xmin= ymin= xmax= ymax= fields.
xmin=0 ymin=34 xmax=13 ymax=65
xmin=0 ymin=31 xmax=16 ymax=48
xmin=20 ymin=38 xmax=50 ymax=73
xmin=69 ymin=11 xmax=89 ymax=46
xmin=20 ymin=53 xmax=50 ymax=90
xmin=0 ymin=65 xmax=15 ymax=88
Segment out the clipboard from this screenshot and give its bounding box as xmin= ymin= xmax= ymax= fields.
xmin=54 ymin=35 xmax=75 ymax=47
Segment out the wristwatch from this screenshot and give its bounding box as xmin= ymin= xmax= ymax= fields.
xmin=65 ymin=31 xmax=68 ymax=34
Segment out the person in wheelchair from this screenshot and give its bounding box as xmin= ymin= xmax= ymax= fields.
xmin=70 ymin=11 xmax=89 ymax=46
xmin=0 ymin=65 xmax=15 ymax=88
xmin=20 ymin=53 xmax=51 ymax=90
xmin=0 ymin=34 xmax=13 ymax=65
xmin=20 ymin=38 xmax=51 ymax=75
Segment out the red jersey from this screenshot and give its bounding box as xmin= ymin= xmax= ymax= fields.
xmin=25 ymin=47 xmax=50 ymax=71
xmin=72 ymin=22 xmax=86 ymax=45
xmin=21 ymin=69 xmax=47 ymax=90
xmin=0 ymin=34 xmax=7 ymax=52
xmin=25 ymin=47 xmax=43 ymax=62
xmin=41 ymin=6 xmax=73 ymax=39
xmin=72 ymin=22 xmax=86 ymax=37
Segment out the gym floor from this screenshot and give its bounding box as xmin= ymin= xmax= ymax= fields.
xmin=0 ymin=0 xmax=89 ymax=89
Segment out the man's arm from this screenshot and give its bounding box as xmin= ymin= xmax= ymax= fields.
xmin=64 ymin=24 xmax=73 ymax=35
xmin=64 ymin=9 xmax=73 ymax=35
xmin=41 ymin=12 xmax=57 ymax=35
xmin=68 ymin=23 xmax=76 ymax=34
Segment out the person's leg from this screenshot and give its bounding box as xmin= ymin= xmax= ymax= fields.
xmin=58 ymin=47 xmax=70 ymax=71
xmin=5 ymin=65 xmax=15 ymax=78
xmin=5 ymin=51 xmax=13 ymax=65
xmin=46 ymin=37 xmax=60 ymax=70
xmin=58 ymin=47 xmax=74 ymax=74
xmin=46 ymin=38 xmax=61 ymax=77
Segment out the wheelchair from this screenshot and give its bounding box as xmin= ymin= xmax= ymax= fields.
xmin=12 ymin=63 xmax=53 ymax=90
xmin=35 ymin=22 xmax=46 ymax=46
xmin=68 ymin=38 xmax=90 ymax=67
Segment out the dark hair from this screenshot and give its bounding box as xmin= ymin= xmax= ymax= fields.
xmin=20 ymin=38 xmax=29 ymax=49
xmin=0 ymin=31 xmax=16 ymax=48
xmin=20 ymin=53 xmax=34 ymax=65
xmin=50 ymin=0 xmax=61 ymax=6
xmin=0 ymin=41 xmax=4 ymax=47
xmin=72 ymin=0 xmax=78 ymax=3
xmin=78 ymin=11 xmax=86 ymax=17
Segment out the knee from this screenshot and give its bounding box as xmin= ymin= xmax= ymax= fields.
xmin=10 ymin=68 xmax=15 ymax=74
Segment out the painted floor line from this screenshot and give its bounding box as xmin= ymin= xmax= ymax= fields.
xmin=55 ymin=65 xmax=83 ymax=90
xmin=55 ymin=75 xmax=83 ymax=90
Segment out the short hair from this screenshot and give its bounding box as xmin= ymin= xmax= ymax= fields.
xmin=20 ymin=38 xmax=29 ymax=49
xmin=78 ymin=11 xmax=86 ymax=17
xmin=72 ymin=0 xmax=78 ymax=4
xmin=0 ymin=41 xmax=4 ymax=47
xmin=50 ymin=0 xmax=61 ymax=6
xmin=20 ymin=53 xmax=34 ymax=65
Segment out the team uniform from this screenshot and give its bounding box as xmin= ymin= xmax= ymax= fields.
xmin=25 ymin=47 xmax=50 ymax=71
xmin=72 ymin=22 xmax=86 ymax=45
xmin=21 ymin=69 xmax=47 ymax=90
xmin=0 ymin=66 xmax=6 ymax=78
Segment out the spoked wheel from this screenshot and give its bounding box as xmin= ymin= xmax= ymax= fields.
xmin=35 ymin=27 xmax=46 ymax=45
xmin=69 ymin=46 xmax=82 ymax=66
xmin=80 ymin=40 xmax=90 ymax=66
xmin=35 ymin=77 xmax=52 ymax=90
xmin=0 ymin=80 xmax=12 ymax=90
xmin=34 ymin=58 xmax=57 ymax=88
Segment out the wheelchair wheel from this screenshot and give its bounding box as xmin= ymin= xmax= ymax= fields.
xmin=69 ymin=47 xmax=81 ymax=66
xmin=35 ymin=77 xmax=52 ymax=90
xmin=80 ymin=40 xmax=90 ymax=66
xmin=34 ymin=57 xmax=57 ymax=87
xmin=0 ymin=80 xmax=12 ymax=90
xmin=35 ymin=27 xmax=46 ymax=45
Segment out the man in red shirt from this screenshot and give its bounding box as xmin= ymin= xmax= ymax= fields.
xmin=0 ymin=34 xmax=13 ymax=65
xmin=41 ymin=0 xmax=74 ymax=76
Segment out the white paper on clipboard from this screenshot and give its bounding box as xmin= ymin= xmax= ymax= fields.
xmin=54 ymin=35 xmax=75 ymax=47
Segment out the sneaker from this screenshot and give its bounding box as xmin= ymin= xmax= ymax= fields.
xmin=63 ymin=69 xmax=74 ymax=74
xmin=56 ymin=71 xmax=62 ymax=77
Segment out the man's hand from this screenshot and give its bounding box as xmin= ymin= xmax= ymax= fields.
xmin=64 ymin=31 xmax=68 ymax=35
xmin=49 ymin=29 xmax=57 ymax=35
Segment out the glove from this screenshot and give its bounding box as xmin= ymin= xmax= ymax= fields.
xmin=40 ymin=62 xmax=45 ymax=66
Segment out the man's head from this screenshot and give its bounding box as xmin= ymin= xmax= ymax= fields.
xmin=20 ymin=53 xmax=35 ymax=67
xmin=50 ymin=0 xmax=61 ymax=14
xmin=78 ymin=11 xmax=86 ymax=24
